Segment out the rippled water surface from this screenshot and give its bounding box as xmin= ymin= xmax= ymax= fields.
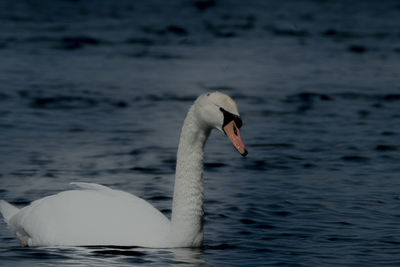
xmin=1 ymin=0 xmax=400 ymax=266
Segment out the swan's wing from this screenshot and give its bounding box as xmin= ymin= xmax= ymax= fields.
xmin=70 ymin=182 xmax=112 ymax=191
xmin=8 ymin=184 xmax=171 ymax=247
xmin=0 ymin=200 xmax=20 ymax=223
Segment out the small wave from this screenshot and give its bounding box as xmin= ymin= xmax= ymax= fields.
xmin=381 ymin=131 xmax=396 ymax=136
xmin=271 ymin=211 xmax=292 ymax=217
xmin=204 ymin=243 xmax=237 ymax=250
xmin=244 ymin=160 xmax=292 ymax=171
xmin=125 ymin=38 xmax=155 ymax=46
xmin=0 ymin=92 xmax=11 ymax=101
xmin=303 ymin=163 xmax=316 ymax=168
xmin=55 ymin=36 xmax=103 ymax=50
xmin=240 ymin=218 xmax=256 ymax=224
xmin=284 ymin=92 xmax=400 ymax=108
xmin=322 ymin=28 xmax=392 ymax=40
xmin=148 ymin=195 xmax=172 ymax=201
xmin=92 ymin=249 xmax=146 ymax=257
xmin=141 ymin=25 xmax=188 ymax=37
xmin=264 ymin=25 xmax=309 ymax=38
xmin=194 ymin=0 xmax=215 ymax=11
xmin=348 ymin=45 xmax=368 ymax=53
xmin=125 ymin=51 xmax=184 ymax=60
xmin=341 ymin=155 xmax=370 ymax=162
xmin=132 ymin=93 xmax=196 ymax=102
xmin=130 ymin=166 xmax=169 ymax=175
xmin=16 ymin=248 xmax=72 ymax=260
xmin=284 ymin=92 xmax=333 ymax=103
xmin=30 ymin=96 xmax=98 ymax=109
xmin=375 ymin=145 xmax=397 ymax=151
xmin=204 ymin=162 xmax=228 ymax=171
xmin=28 ymin=95 xmax=128 ymax=110
xmin=248 ymin=143 xmax=295 ymax=148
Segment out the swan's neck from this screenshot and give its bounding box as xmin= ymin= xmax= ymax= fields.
xmin=170 ymin=105 xmax=210 ymax=246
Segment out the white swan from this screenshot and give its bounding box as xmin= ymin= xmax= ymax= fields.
xmin=0 ymin=92 xmax=247 ymax=248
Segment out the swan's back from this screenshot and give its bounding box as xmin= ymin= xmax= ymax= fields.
xmin=8 ymin=183 xmax=171 ymax=247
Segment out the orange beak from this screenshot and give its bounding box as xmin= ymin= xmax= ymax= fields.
xmin=223 ymin=120 xmax=248 ymax=157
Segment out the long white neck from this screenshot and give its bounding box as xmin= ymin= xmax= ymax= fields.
xmin=170 ymin=105 xmax=211 ymax=246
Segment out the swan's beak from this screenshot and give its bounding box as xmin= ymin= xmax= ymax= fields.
xmin=223 ymin=120 xmax=248 ymax=157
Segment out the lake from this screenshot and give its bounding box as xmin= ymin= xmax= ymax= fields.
xmin=1 ymin=0 xmax=400 ymax=266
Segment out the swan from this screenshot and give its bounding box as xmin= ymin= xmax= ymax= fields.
xmin=0 ymin=92 xmax=247 ymax=248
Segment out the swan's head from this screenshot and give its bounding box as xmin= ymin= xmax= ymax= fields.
xmin=194 ymin=92 xmax=248 ymax=157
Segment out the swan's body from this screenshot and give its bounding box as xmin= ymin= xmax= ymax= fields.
xmin=1 ymin=183 xmax=171 ymax=247
xmin=0 ymin=92 xmax=247 ymax=248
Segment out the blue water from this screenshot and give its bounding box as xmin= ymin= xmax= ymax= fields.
xmin=1 ymin=0 xmax=400 ymax=266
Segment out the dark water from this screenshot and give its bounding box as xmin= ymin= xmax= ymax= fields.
xmin=1 ymin=0 xmax=400 ymax=266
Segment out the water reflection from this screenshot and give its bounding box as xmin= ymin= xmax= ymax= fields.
xmin=168 ymin=248 xmax=206 ymax=266
xmin=72 ymin=246 xmax=208 ymax=266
